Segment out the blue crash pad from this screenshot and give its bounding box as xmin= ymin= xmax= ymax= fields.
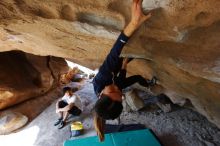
xmin=64 ymin=129 xmax=161 ymax=146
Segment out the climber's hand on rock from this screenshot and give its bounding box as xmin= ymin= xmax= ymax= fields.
xmin=124 ymin=0 xmax=151 ymax=37
xmin=131 ymin=0 xmax=151 ymax=28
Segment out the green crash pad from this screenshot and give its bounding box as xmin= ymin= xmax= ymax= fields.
xmin=64 ymin=129 xmax=161 ymax=146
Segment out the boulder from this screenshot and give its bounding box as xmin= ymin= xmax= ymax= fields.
xmin=124 ymin=90 xmax=145 ymax=111
xmin=0 ymin=111 xmax=28 ymax=135
xmin=0 ymin=0 xmax=219 ymax=128
xmin=0 ymin=51 xmax=68 ymax=110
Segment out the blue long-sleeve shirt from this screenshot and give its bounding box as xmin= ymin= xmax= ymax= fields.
xmin=93 ymin=32 xmax=129 ymax=96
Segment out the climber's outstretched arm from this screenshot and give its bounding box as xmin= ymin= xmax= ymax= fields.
xmin=124 ymin=0 xmax=151 ymax=37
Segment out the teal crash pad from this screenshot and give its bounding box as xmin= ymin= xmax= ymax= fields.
xmin=64 ymin=129 xmax=161 ymax=146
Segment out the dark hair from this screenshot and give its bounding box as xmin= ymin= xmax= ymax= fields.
xmin=62 ymin=87 xmax=71 ymax=95
xmin=94 ymin=95 xmax=123 ymax=120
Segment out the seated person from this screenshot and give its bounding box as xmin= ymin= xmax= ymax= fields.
xmin=54 ymin=87 xmax=82 ymax=129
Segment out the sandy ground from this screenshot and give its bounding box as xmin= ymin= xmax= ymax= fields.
xmin=1 ymin=79 xmax=220 ymax=146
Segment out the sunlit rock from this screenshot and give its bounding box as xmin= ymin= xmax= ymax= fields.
xmin=0 ymin=111 xmax=28 ymax=135
xmin=0 ymin=0 xmax=219 ymax=128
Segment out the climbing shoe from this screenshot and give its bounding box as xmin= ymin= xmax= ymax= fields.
xmin=54 ymin=118 xmax=63 ymax=126
xmin=58 ymin=121 xmax=66 ymax=129
xmin=147 ymin=76 xmax=157 ymax=86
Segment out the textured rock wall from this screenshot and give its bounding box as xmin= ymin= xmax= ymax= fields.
xmin=0 ymin=0 xmax=219 ymax=127
xmin=0 ymin=51 xmax=68 ymax=110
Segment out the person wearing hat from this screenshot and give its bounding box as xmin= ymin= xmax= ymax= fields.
xmin=54 ymin=87 xmax=82 ymax=129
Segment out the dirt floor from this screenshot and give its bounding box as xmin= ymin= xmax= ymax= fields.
xmin=1 ymin=79 xmax=220 ymax=146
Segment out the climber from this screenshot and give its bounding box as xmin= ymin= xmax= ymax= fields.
xmin=92 ymin=0 xmax=158 ymax=141
xmin=54 ymin=87 xmax=82 ymax=129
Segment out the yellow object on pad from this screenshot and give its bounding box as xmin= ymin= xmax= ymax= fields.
xmin=71 ymin=121 xmax=83 ymax=131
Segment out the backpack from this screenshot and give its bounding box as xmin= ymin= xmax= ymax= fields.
xmin=70 ymin=121 xmax=84 ymax=137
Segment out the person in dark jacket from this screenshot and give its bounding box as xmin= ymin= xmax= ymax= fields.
xmin=93 ymin=0 xmax=156 ymax=141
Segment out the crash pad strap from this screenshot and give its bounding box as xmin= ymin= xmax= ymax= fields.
xmin=64 ymin=129 xmax=161 ymax=146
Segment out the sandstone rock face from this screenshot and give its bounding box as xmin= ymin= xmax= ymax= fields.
xmin=0 ymin=0 xmax=219 ymax=127
xmin=0 ymin=111 xmax=28 ymax=134
xmin=125 ymin=89 xmax=145 ymax=111
xmin=0 ymin=51 xmax=68 ymax=110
